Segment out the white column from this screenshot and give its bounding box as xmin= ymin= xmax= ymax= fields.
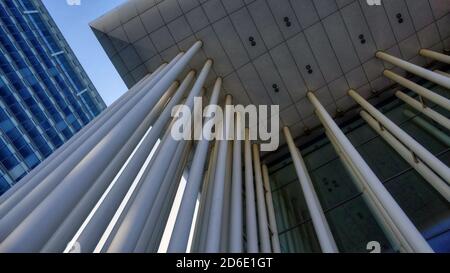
xmin=167 ymin=78 xmax=222 ymax=253
xmin=283 ymin=127 xmax=339 ymax=253
xmin=395 ymin=91 xmax=450 ymax=130
xmin=419 ymin=49 xmax=450 ymax=64
xmin=135 ymin=140 xmax=193 ymax=252
xmin=54 ymin=71 xmax=196 ymax=253
xmin=308 ymin=91 xmax=433 ymax=253
xmin=403 ymin=110 xmax=450 ymax=147
xmin=361 ymin=111 xmax=450 ymax=202
xmin=252 ymin=144 xmax=272 ymax=253
xmin=383 ymin=70 xmax=450 ymax=112
xmin=220 ymin=143 xmax=233 ymax=252
xmin=261 ymin=165 xmax=281 ymax=253
xmin=244 ymin=128 xmax=259 ymax=253
xmin=42 ymin=80 xmax=182 ymax=252
xmin=229 ymin=112 xmax=243 ymax=253
xmin=376 ymin=51 xmax=450 ymax=89
xmin=106 ymin=57 xmax=211 ymax=253
xmin=323 ymin=130 xmax=407 ymax=252
xmin=93 ymin=120 xmax=183 ymax=253
xmin=205 ymin=95 xmax=233 ymax=253
xmin=193 ymin=140 xmax=220 ymax=252
xmin=349 ymin=89 xmax=450 ymax=184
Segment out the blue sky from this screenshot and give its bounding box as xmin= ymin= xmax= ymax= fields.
xmin=42 ymin=0 xmax=128 ymax=106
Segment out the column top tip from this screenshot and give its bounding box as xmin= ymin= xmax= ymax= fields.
xmin=347 ymin=89 xmax=357 ymax=95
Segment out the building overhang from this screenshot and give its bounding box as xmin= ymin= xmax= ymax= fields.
xmin=90 ymin=0 xmax=450 ymax=141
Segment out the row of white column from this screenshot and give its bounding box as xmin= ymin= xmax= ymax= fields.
xmin=0 ymin=41 xmax=218 ymax=253
xmin=374 ymin=49 xmax=450 ymax=190
xmin=281 ymin=89 xmax=434 ymax=253
xmin=167 ymin=92 xmax=282 ymax=253
xmin=0 ymin=38 xmax=283 ymax=253
xmin=272 ymin=48 xmax=448 ymax=253
xmin=0 ymin=41 xmax=446 ymax=253
xmin=112 ymin=47 xmax=446 ymax=253
xmin=276 ymin=48 xmax=449 ymax=253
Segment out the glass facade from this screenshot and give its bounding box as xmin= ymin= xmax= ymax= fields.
xmin=269 ymin=79 xmax=450 ymax=253
xmin=0 ymin=0 xmax=106 ymax=193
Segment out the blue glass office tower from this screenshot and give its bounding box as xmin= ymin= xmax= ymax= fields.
xmin=0 ymin=0 xmax=106 ymax=194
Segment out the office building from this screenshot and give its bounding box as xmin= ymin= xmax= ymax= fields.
xmin=0 ymin=0 xmax=106 ymax=192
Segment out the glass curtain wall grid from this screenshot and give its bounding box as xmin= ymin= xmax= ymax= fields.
xmin=0 ymin=0 xmax=105 ymax=189
xmin=18 ymin=0 xmax=105 ymax=116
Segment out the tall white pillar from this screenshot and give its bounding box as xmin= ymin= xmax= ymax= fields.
xmin=167 ymin=78 xmax=223 ymax=253
xmin=93 ymin=120 xmax=184 ymax=253
xmin=349 ymin=89 xmax=450 ymax=184
xmin=324 ymin=129 xmax=410 ymax=252
xmin=106 ymin=57 xmax=211 ymax=253
xmin=220 ymin=143 xmax=233 ymax=252
xmin=94 ymin=71 xmax=195 ymax=253
xmin=419 ymin=49 xmax=450 ymax=64
xmin=361 ymin=111 xmax=450 ymax=202
xmin=283 ymin=127 xmax=339 ymax=253
xmin=136 ymin=140 xmax=193 ymax=252
xmin=244 ymin=128 xmax=259 ymax=253
xmin=383 ymin=70 xmax=450 ymax=112
xmin=59 ymin=72 xmax=197 ymax=253
xmin=42 ymin=80 xmax=180 ymax=252
xmin=44 ymin=71 xmax=195 ymax=249
xmin=308 ymin=91 xmax=433 ymax=253
xmin=229 ymin=112 xmax=243 ymax=253
xmin=376 ymin=51 xmax=450 ymax=89
xmin=205 ymin=95 xmax=233 ymax=253
xmin=252 ymin=144 xmax=272 ymax=253
xmin=193 ymin=139 xmax=220 ymax=252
